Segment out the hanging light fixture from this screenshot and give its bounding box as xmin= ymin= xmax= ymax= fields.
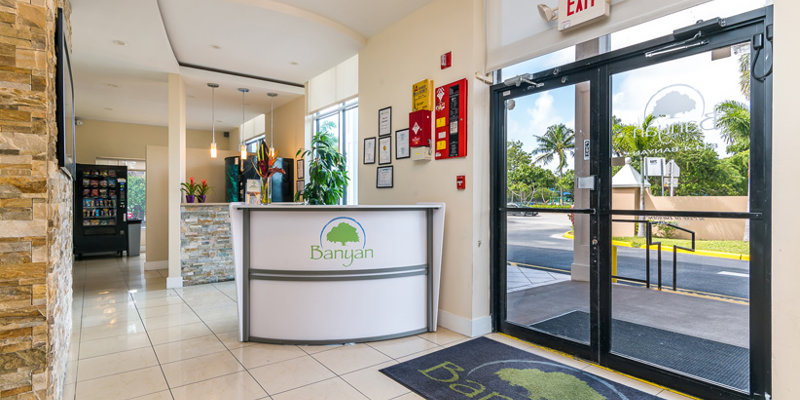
xmin=267 ymin=92 xmax=278 ymax=156
xmin=207 ymin=83 xmax=219 ymax=158
xmin=238 ymin=88 xmax=249 ymax=160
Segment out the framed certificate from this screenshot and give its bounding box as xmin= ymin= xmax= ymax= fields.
xmin=296 ymin=159 xmax=304 ymax=179
xmin=378 ymin=106 xmax=392 ymax=137
xmin=296 ymin=180 xmax=304 ymax=194
xmin=364 ymin=137 xmax=376 ymax=164
xmin=395 ymin=129 xmax=410 ymax=159
xmin=378 ymin=136 xmax=391 ymax=165
xmin=377 ymin=166 xmax=393 ymax=188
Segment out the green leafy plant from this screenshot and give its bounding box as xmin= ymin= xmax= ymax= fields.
xmin=180 ymin=177 xmax=198 ymax=196
xmin=295 ymin=122 xmax=349 ymax=205
xmin=197 ymin=179 xmax=211 ymax=196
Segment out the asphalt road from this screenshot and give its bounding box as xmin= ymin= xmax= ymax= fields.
xmin=506 ymin=213 xmax=750 ymax=300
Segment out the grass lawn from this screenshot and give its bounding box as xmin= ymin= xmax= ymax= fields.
xmin=613 ymin=236 xmax=750 ymax=256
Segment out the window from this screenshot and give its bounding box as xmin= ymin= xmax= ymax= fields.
xmin=311 ymin=98 xmax=359 ymax=204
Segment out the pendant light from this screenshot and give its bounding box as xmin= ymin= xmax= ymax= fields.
xmin=207 ymin=83 xmax=219 ymax=158
xmin=267 ymin=92 xmax=278 ymax=153
xmin=238 ymin=88 xmax=249 ymax=160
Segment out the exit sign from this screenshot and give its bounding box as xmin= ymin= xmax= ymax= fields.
xmin=558 ymin=0 xmax=610 ymax=31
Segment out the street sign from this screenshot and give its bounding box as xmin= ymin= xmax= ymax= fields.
xmin=664 ymin=159 xmax=680 ymax=177
xmin=644 ymin=157 xmax=665 ymax=176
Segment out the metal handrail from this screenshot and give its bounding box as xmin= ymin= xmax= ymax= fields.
xmin=610 ymin=219 xmax=696 ymax=291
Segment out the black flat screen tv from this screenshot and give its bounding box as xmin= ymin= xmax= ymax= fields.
xmin=56 ymin=7 xmax=76 ymax=179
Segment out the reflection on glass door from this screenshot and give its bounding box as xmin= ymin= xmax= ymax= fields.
xmin=504 ymin=81 xmax=593 ymax=346
xmin=609 ymin=42 xmax=753 ymax=391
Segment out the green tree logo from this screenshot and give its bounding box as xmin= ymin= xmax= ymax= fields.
xmin=496 ymin=368 xmax=606 ymax=400
xmin=326 ymin=222 xmax=360 ymax=246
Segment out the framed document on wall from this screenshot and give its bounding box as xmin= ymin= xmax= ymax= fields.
xmin=378 ymin=107 xmax=392 ymax=137
xmin=396 ymin=129 xmax=410 ymax=159
xmin=377 ymin=166 xmax=393 ymax=188
xmin=378 ymin=136 xmax=391 ymax=165
xmin=364 ymin=137 xmax=376 ymax=164
xmin=296 ymin=159 xmax=304 ymax=179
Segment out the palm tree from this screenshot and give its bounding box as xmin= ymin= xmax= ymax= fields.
xmin=532 ymin=124 xmax=574 ymax=204
xmin=715 ymin=100 xmax=751 ymax=241
xmin=715 ymin=100 xmax=750 ymax=154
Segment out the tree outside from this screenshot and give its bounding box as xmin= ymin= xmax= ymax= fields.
xmin=127 ymin=172 xmax=146 ymax=225
xmin=531 ymin=124 xmax=575 ymax=204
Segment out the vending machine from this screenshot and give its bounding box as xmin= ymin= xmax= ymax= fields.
xmin=74 ymin=163 xmax=128 ymax=258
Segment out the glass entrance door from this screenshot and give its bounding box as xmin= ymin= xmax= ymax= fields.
xmin=494 ymin=70 xmax=598 ymax=359
xmin=490 ymin=7 xmax=772 ymax=400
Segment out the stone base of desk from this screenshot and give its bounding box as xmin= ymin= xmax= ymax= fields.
xmin=181 ymin=204 xmax=234 ymax=286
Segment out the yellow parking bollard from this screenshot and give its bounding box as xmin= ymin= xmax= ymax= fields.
xmin=612 ymin=245 xmax=618 ymax=283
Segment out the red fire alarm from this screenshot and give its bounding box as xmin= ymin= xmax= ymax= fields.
xmin=456 ymin=175 xmax=466 ymax=190
xmin=440 ymin=52 xmax=452 ymax=69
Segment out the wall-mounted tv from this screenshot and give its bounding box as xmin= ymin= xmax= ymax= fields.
xmin=56 ymin=7 xmax=76 ymax=179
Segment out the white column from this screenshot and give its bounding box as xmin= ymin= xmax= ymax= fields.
xmin=167 ymin=74 xmax=186 ymax=288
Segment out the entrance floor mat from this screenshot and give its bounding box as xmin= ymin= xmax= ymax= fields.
xmin=531 ymin=310 xmax=749 ymax=392
xmin=381 ymin=337 xmax=661 ymax=400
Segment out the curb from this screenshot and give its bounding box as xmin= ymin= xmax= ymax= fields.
xmin=562 ymin=231 xmax=749 ymax=261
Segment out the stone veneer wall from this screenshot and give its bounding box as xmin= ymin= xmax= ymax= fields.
xmin=0 ymin=0 xmax=72 ymax=399
xmin=181 ymin=205 xmax=234 ymax=286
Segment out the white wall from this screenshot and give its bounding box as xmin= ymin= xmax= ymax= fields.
xmin=358 ymin=0 xmax=490 ymax=336
xmin=771 ymin=1 xmax=798 ymax=398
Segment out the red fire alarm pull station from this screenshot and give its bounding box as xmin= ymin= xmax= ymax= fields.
xmin=440 ymin=51 xmax=452 ymax=69
xmin=434 ymin=78 xmax=467 ymax=160
xmin=456 ymin=175 xmax=466 ymax=190
xmin=408 ymin=110 xmax=432 ymax=147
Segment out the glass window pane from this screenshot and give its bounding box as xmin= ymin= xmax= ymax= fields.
xmin=611 ymin=43 xmax=751 ymax=213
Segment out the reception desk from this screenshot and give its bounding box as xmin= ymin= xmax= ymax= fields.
xmin=229 ymin=203 xmax=445 ymax=344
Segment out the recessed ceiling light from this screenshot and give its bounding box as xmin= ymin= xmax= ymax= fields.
xmin=112 ymin=40 xmax=127 ymax=46
xmin=211 ymin=45 xmax=221 ymax=50
xmin=290 ymin=61 xmax=299 ymax=66
xmin=106 ymin=83 xmax=119 ymax=88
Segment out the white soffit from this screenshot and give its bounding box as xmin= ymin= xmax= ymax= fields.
xmin=485 ymin=0 xmax=713 ymax=71
xmin=71 ymin=0 xmax=432 ymax=130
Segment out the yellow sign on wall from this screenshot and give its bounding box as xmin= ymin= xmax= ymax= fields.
xmin=413 ymin=79 xmax=434 ymax=111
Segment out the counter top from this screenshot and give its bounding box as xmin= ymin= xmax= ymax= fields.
xmin=230 ymin=203 xmax=443 ymax=210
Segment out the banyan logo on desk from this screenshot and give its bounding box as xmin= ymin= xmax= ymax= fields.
xmin=310 ymin=217 xmax=374 ymax=267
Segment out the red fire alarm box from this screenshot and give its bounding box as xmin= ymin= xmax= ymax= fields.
xmin=434 ymin=78 xmax=467 ymax=160
xmin=408 ymin=110 xmax=432 ymax=147
xmin=456 ymin=175 xmax=466 ymax=190
xmin=440 ymin=52 xmax=452 ymax=69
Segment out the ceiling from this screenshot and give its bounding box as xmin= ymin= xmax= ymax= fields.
xmin=71 ymin=0 xmax=431 ymax=130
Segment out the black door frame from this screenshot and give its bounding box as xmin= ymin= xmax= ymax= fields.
xmin=489 ymin=7 xmax=772 ymax=400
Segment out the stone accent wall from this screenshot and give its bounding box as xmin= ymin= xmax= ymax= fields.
xmin=0 ymin=0 xmax=72 ymax=399
xmin=181 ymin=204 xmax=234 ymax=285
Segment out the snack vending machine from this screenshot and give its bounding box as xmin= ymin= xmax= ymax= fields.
xmin=74 ymin=163 xmax=128 ymax=258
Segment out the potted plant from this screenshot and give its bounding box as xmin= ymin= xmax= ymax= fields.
xmin=180 ymin=177 xmax=198 ymax=203
xmin=252 ymin=140 xmax=285 ymax=205
xmin=197 ymin=179 xmax=211 ymax=203
xmin=295 ymin=122 xmax=349 ymax=205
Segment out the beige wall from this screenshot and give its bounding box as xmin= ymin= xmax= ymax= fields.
xmin=76 ymin=119 xmax=232 ymax=163
xmin=269 ymin=96 xmax=306 ymax=161
xmin=772 ymin=1 xmax=797 ymax=398
xmin=145 ymin=145 xmax=237 ymax=262
xmin=358 ymin=0 xmax=490 ymax=335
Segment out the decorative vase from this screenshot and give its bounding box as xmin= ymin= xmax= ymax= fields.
xmin=260 ymin=177 xmax=272 ymax=205
xmin=197 ymin=195 xmax=206 ymax=203
xmin=185 ymin=195 xmax=195 ymax=203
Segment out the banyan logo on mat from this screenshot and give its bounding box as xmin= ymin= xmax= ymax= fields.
xmin=310 ymin=217 xmax=374 ymax=267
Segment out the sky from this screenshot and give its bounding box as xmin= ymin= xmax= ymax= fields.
xmin=503 ymin=0 xmax=769 ymax=173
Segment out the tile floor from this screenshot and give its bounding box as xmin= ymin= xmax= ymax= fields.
xmin=65 ymin=256 xmax=693 ymax=400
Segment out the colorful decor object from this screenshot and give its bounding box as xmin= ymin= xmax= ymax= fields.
xmin=181 ymin=177 xmax=198 ymax=203
xmin=252 ymin=140 xmax=285 ymax=205
xmin=197 ymin=179 xmax=211 ymax=203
